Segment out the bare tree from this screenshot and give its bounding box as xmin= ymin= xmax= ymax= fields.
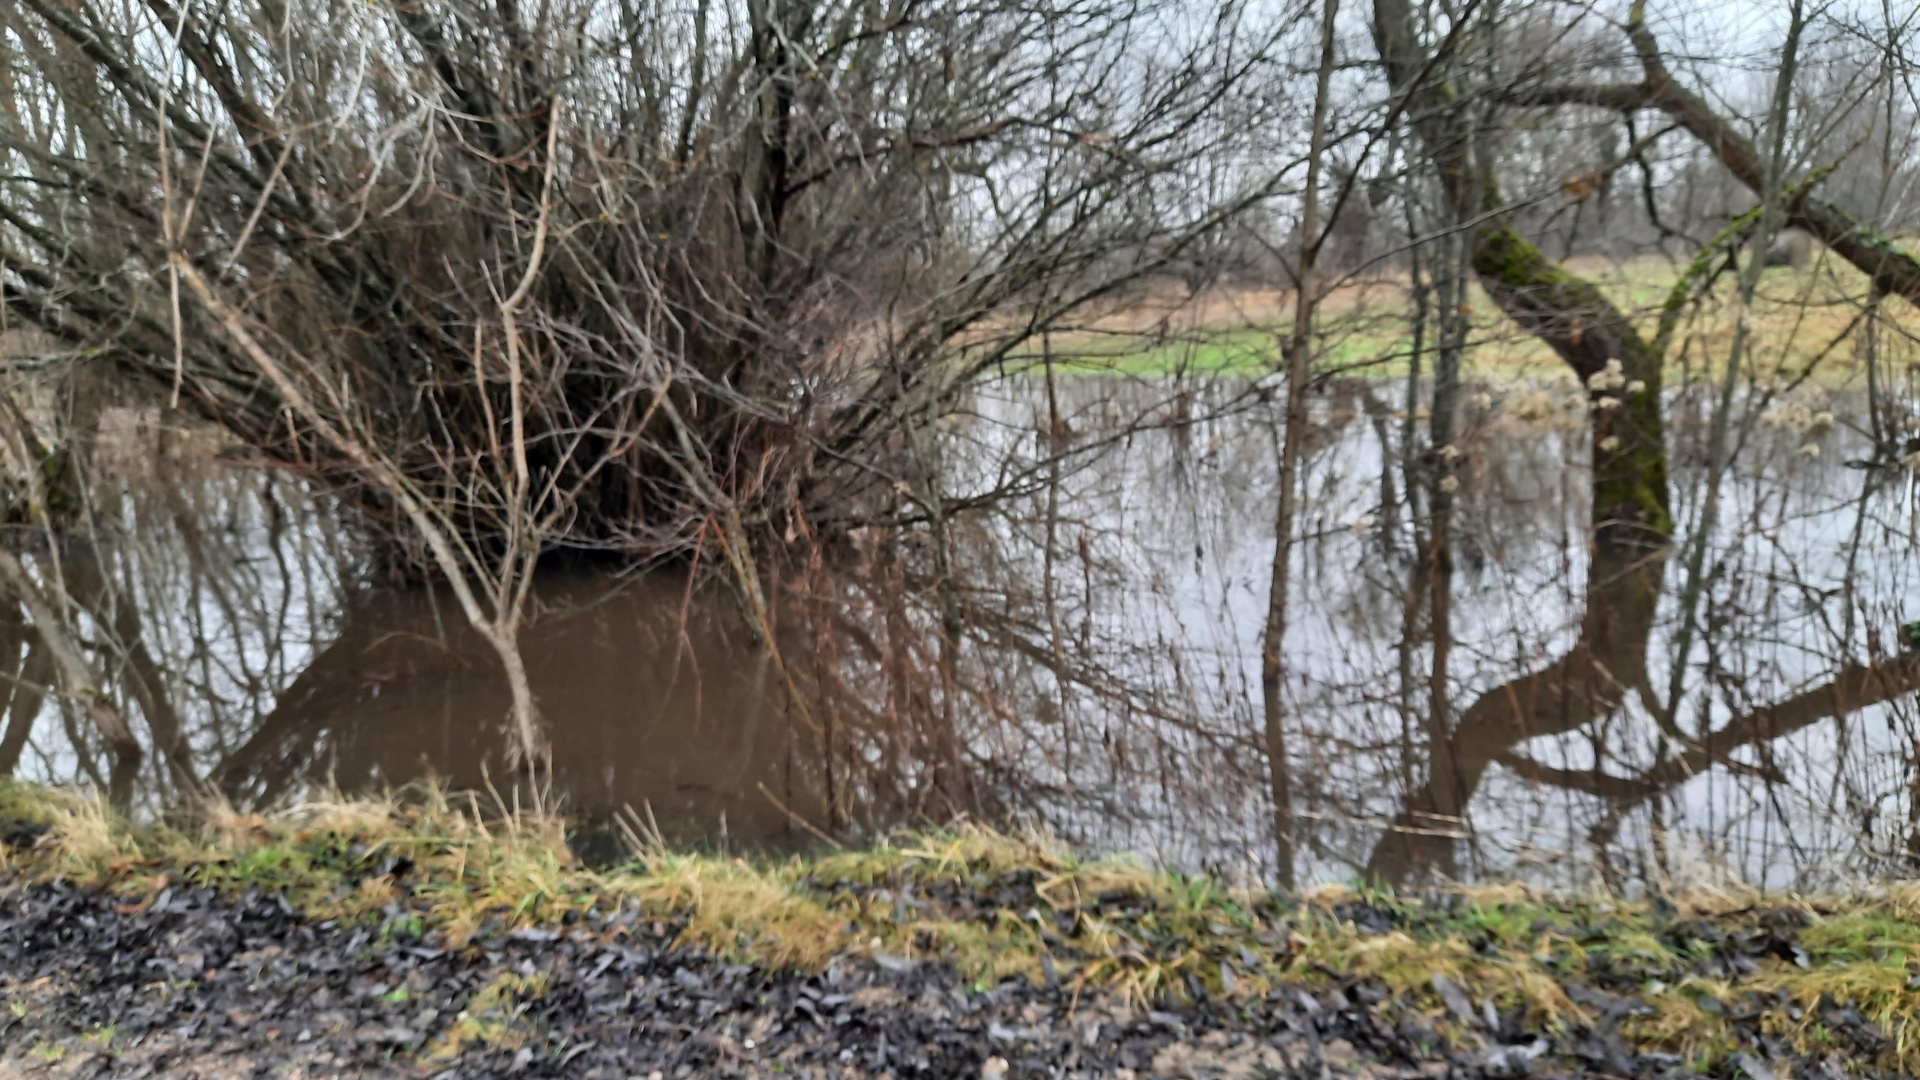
xmin=0 ymin=0 xmax=1292 ymax=764
xmin=1262 ymin=0 xmax=1340 ymax=889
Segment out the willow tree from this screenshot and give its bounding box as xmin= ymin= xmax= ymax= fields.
xmin=1371 ymin=0 xmax=1672 ymax=548
xmin=0 ymin=0 xmax=1289 ymax=762
xmin=1360 ymin=0 xmax=1920 ymax=881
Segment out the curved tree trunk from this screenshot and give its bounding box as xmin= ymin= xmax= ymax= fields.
xmin=1370 ymin=0 xmax=1671 ymax=549
xmin=1364 ymin=551 xmax=1663 ymax=881
xmin=1509 ymin=0 xmax=1920 ymax=331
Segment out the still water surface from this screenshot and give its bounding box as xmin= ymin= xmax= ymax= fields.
xmin=9 ymin=377 xmax=1919 ymax=890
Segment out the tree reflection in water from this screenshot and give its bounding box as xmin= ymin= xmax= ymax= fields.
xmin=3 ymin=382 xmax=1918 ymax=888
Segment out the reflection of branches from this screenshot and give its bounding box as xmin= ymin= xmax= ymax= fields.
xmin=0 ymin=613 xmax=50 ymax=774
xmin=64 ymin=551 xmax=199 ymax=790
xmin=1366 ymin=550 xmax=1664 ymax=882
xmin=208 ymin=592 xmax=424 ymax=805
xmin=0 ymin=399 xmax=355 ymax=801
xmin=212 ymin=573 xmax=867 ymax=843
xmin=0 ymin=547 xmax=143 ymax=801
xmin=1499 ymin=657 xmax=1920 ymax=807
xmin=1365 ymin=530 xmax=1920 ymax=884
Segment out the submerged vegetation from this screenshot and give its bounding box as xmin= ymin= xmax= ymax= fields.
xmin=5 ymin=781 xmax=1920 ymax=1074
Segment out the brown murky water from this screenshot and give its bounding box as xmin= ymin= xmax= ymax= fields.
xmin=7 ymin=376 xmax=1920 ymax=889
xmin=209 ymin=574 xmax=816 ymax=847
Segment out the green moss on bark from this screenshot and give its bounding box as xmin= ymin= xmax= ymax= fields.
xmin=1469 ymin=221 xmax=1673 ymax=548
xmin=1592 ymin=384 xmax=1674 ymax=543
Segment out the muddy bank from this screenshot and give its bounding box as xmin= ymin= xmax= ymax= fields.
xmin=0 ymin=880 xmax=1714 ymax=1080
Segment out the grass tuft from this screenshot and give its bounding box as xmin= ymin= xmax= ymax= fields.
xmin=1 ymin=780 xmax=1918 ymax=1073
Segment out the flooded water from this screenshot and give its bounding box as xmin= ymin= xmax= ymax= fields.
xmin=7 ymin=377 xmax=1920 ymax=890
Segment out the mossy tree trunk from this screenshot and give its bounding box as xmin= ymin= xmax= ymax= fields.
xmin=1371 ymin=0 xmax=1671 ymax=550
xmin=1471 ymin=221 xmax=1672 ymax=545
xmin=1511 ymin=1 xmax=1920 ymax=323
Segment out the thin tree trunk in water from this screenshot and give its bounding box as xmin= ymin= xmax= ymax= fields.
xmin=0 ymin=614 xmax=47 ymax=775
xmin=1393 ymin=183 xmax=1431 ymax=864
xmin=1418 ymin=219 xmax=1470 ymax=875
xmin=1658 ymin=0 xmax=1806 ymax=742
xmin=1261 ymin=0 xmax=1338 ymax=889
xmin=905 ymin=384 xmax=970 ymax=815
xmin=485 ymin=624 xmax=543 ymax=777
xmin=0 ymin=637 xmax=50 ymax=775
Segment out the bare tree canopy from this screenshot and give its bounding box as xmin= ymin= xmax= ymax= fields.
xmin=0 ymin=0 xmax=1287 ymax=557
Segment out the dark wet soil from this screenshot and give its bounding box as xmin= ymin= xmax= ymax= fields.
xmin=0 ymin=880 xmax=1873 ymax=1080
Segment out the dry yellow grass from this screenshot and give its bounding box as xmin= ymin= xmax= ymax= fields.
xmin=1 ymin=780 xmax=1919 ymax=1073
xmin=1026 ymin=247 xmax=1920 ymax=388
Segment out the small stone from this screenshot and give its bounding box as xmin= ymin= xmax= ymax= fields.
xmin=873 ymin=952 xmax=916 ymax=973
xmin=1430 ymin=972 xmax=1479 ymax=1028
